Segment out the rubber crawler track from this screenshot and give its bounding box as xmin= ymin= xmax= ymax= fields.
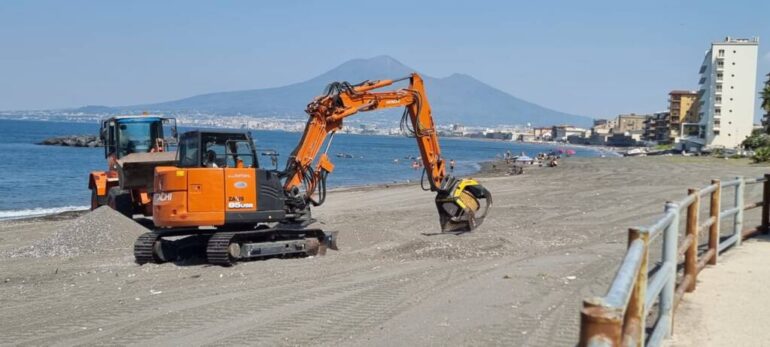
xmin=134 ymin=232 xmax=162 ymax=265
xmin=206 ymin=232 xmax=237 ymax=266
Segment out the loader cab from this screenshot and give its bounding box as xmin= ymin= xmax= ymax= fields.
xmin=176 ymin=130 xmax=258 ymax=169
xmin=100 ymin=116 xmax=178 ymax=159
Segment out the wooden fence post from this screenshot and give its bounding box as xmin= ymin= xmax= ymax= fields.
xmin=735 ymin=177 xmax=744 ymax=247
xmin=763 ymin=174 xmax=770 ymax=234
xmin=685 ymin=189 xmax=699 ymax=292
xmin=709 ymin=180 xmax=721 ymax=265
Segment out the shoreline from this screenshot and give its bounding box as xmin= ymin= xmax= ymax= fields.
xmin=0 ymin=158 xmax=517 ymax=223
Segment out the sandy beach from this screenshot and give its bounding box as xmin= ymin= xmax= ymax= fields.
xmin=1 ymin=156 xmax=768 ymax=346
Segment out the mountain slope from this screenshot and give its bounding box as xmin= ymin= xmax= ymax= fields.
xmin=114 ymin=56 xmax=592 ymax=127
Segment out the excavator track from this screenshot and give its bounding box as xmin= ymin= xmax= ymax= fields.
xmin=206 ymin=232 xmax=238 ymax=266
xmin=134 ymin=232 xmax=163 ymax=265
xmin=203 ymin=228 xmax=333 ymax=266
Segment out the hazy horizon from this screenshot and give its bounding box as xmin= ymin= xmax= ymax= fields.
xmin=1 ymin=0 xmax=768 ymax=120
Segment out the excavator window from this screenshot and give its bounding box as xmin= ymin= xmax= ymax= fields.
xmin=177 ymin=131 xmax=257 ymax=169
xmin=177 ymin=133 xmax=200 ymax=168
xmin=225 ymin=140 xmax=256 ymax=168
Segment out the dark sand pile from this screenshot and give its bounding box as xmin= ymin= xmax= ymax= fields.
xmin=5 ymin=206 xmax=147 ymax=258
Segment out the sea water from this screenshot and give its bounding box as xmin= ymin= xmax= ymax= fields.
xmin=0 ymin=118 xmax=604 ymax=219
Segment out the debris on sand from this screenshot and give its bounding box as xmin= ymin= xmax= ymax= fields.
xmin=4 ymin=206 xmax=148 ymax=258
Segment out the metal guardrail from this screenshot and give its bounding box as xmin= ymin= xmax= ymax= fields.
xmin=579 ymin=174 xmax=770 ymax=346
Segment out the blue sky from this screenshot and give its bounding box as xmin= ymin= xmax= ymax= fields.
xmin=1 ymin=0 xmax=768 ymax=119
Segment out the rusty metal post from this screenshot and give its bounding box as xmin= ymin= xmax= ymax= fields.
xmin=623 ymin=227 xmax=649 ymax=346
xmin=762 ymin=174 xmax=770 ymax=234
xmin=709 ymin=180 xmax=721 ymax=265
xmin=735 ymin=176 xmax=745 ymax=247
xmin=580 ymin=299 xmax=623 ymax=347
xmin=685 ymin=189 xmax=699 ymax=292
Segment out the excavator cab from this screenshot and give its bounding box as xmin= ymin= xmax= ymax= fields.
xmin=154 ymin=130 xmax=287 ymax=228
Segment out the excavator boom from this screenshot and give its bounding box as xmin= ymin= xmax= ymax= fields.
xmin=284 ymin=73 xmax=492 ymax=232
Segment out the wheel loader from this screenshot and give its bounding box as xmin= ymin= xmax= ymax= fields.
xmin=134 ymin=73 xmax=493 ymax=266
xmin=88 ymin=115 xmax=178 ymax=217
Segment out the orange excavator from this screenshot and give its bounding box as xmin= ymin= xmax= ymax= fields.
xmin=137 ymin=73 xmax=492 ymax=265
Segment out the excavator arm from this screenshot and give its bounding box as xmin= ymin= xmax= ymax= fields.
xmin=283 ymin=73 xmax=492 ymax=232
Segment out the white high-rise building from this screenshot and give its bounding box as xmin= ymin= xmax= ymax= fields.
xmin=692 ymin=37 xmax=759 ymax=149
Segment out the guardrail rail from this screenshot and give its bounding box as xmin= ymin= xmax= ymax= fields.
xmin=579 ymin=174 xmax=770 ymax=347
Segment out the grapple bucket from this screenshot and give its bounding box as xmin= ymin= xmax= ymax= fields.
xmin=435 ymin=179 xmax=492 ymax=232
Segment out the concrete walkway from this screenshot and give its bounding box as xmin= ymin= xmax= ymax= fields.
xmin=668 ymin=235 xmax=770 ymax=347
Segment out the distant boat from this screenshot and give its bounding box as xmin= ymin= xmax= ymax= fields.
xmin=336 ymin=152 xmax=354 ymax=158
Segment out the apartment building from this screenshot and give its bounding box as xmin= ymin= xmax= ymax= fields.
xmin=643 ymin=111 xmax=671 ymax=143
xmin=668 ymin=90 xmax=699 ymax=138
xmin=614 ymin=113 xmax=649 ymax=133
xmin=690 ymin=37 xmax=759 ymax=149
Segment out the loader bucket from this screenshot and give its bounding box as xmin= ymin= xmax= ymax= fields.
xmin=116 ymin=152 xmax=177 ymax=191
xmin=435 ymin=179 xmax=492 ymax=233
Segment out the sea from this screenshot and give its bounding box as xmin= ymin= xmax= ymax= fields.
xmin=0 ymin=118 xmax=609 ymax=220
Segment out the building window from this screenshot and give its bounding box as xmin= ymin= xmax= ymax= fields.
xmin=715 ymin=108 xmax=721 ymax=115
xmin=718 ymin=49 xmax=725 ymax=57
xmin=732 ymin=62 xmax=736 ymax=65
xmin=731 ymin=74 xmax=735 ymax=77
xmin=714 ymin=130 xmax=720 ymax=135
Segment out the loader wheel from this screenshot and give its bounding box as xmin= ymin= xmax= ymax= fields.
xmin=90 ymin=190 xmax=107 ymax=210
xmin=108 ymin=187 xmax=133 ymax=218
